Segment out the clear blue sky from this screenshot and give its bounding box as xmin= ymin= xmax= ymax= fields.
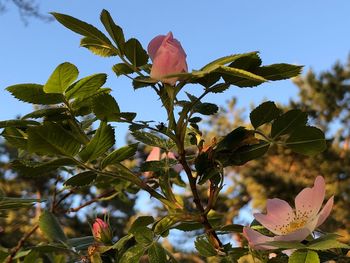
xmin=1 ymin=1 xmax=350 ymax=145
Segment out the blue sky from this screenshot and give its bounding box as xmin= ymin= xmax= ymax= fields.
xmin=1 ymin=1 xmax=350 ymax=145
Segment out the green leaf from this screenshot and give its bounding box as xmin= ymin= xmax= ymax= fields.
xmin=129 ymin=216 xmax=154 ymax=235
xmin=80 ymin=37 xmax=117 ymax=57
xmin=27 ymin=123 xmax=82 ymax=156
xmin=39 ymin=211 xmax=67 ymax=242
xmin=148 ymin=243 xmax=167 ymax=263
xmin=124 ymin=38 xmax=149 ymax=67
xmin=79 ymin=122 xmax=115 ymax=162
xmin=131 ymin=226 xmax=154 ymax=244
xmin=307 ymin=238 xmax=350 ymax=250
xmin=132 ymin=130 xmax=175 ymax=150
xmin=100 ymin=9 xmax=125 ymax=52
xmin=201 ymin=52 xmax=260 ymax=71
xmin=250 ymin=101 xmax=280 ymax=129
xmin=22 ymin=108 xmax=68 ymax=119
xmin=101 ymin=143 xmax=138 ymax=168
xmin=112 ymin=63 xmax=134 ymax=76
xmin=11 ymin=158 xmax=76 ymax=177
xmin=271 ymin=109 xmax=308 ymax=138
xmin=153 ymin=216 xmax=180 ymax=236
xmin=256 ymin=63 xmax=303 ymax=80
xmin=289 ymin=250 xmax=320 ymax=263
xmin=194 ymin=102 xmax=219 ymax=116
xmin=266 ymin=241 xmax=306 ymax=249
xmin=65 ymin=73 xmax=107 ymax=100
xmin=0 ymin=119 xmax=39 ymax=128
xmin=68 ymin=236 xmax=94 ymax=250
xmin=119 ymin=244 xmax=145 ymax=263
xmin=217 ymin=65 xmax=267 ymax=84
xmin=215 ymin=127 xmax=255 ymax=152
xmin=218 ymin=224 xmax=244 ymax=233
xmin=194 ymin=236 xmax=217 ymax=257
xmin=286 ymin=126 xmax=326 ymax=156
xmin=51 ymin=12 xmax=112 ymax=45
xmin=93 ymin=93 xmax=120 ymax=121
xmin=43 ymin=62 xmax=79 ymax=94
xmin=140 ymin=159 xmax=178 ymax=173
xmin=6 ymin=84 xmax=63 ymax=105
xmin=229 ymin=140 xmax=270 ymax=165
xmin=64 ymin=171 xmax=97 ymax=187
xmin=1 ymin=127 xmax=27 ymax=149
xmin=119 ymin=112 xmax=137 ymax=122
xmin=132 ymin=76 xmax=158 ymax=89
xmin=208 ymin=83 xmax=230 ymax=93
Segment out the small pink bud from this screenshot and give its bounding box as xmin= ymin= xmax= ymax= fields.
xmin=148 ymin=32 xmax=188 ymax=85
xmin=92 ymin=218 xmax=112 ymax=244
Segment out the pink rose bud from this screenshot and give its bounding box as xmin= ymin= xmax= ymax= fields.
xmin=92 ymin=218 xmax=112 ymax=244
xmin=148 ymin=32 xmax=188 ymax=85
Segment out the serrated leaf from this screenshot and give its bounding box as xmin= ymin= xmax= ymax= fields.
xmin=153 ymin=216 xmax=180 ymax=235
xmin=119 ymin=112 xmax=136 ymax=121
xmin=256 ymin=63 xmax=303 ymax=80
xmin=217 ymin=65 xmax=267 ymax=83
xmin=148 ymin=243 xmax=167 ymax=263
xmin=27 ymin=123 xmax=82 ymax=156
xmin=80 ymin=37 xmax=117 ymax=57
xmin=228 ymin=140 xmax=270 ymax=166
xmin=6 ymin=84 xmax=63 ymax=105
xmin=132 ymin=76 xmax=158 ymax=89
xmin=201 ymin=52 xmax=260 ymax=71
xmin=100 ymin=9 xmax=125 ymax=52
xmin=307 ymin=239 xmax=350 ymax=250
xmin=43 ymin=62 xmax=79 ymax=94
xmin=132 ymin=130 xmax=175 ymax=150
xmin=194 ymin=102 xmax=218 ymax=115
xmin=288 ymin=250 xmax=320 ymax=263
xmin=101 ymin=143 xmax=138 ymax=168
xmin=1 ymin=127 xmax=27 ymax=149
xmin=194 ymin=236 xmax=217 ymax=257
xmin=208 ymin=83 xmax=230 ymax=93
xmin=286 ymin=126 xmax=326 ymax=156
xmin=51 ymin=12 xmax=112 ymax=45
xmin=112 ymin=63 xmax=134 ymax=76
xmin=11 ymin=158 xmax=76 ymax=176
xmin=271 ymin=109 xmax=308 ymax=138
xmin=39 ymin=211 xmax=67 ymax=243
xmin=65 ymin=73 xmax=107 ymax=100
xmin=0 ymin=119 xmax=39 ymax=128
xmin=250 ymin=101 xmax=280 ymax=129
xmin=64 ymin=171 xmax=97 ymax=187
xmin=119 ymin=244 xmax=145 ymax=263
xmin=79 ymin=122 xmax=115 ymax=162
xmin=266 ymin=241 xmax=306 ymax=249
xmin=124 ymin=38 xmax=149 ymax=67
xmin=140 ymin=159 xmax=178 ymax=173
xmin=22 ymin=108 xmax=68 ymax=119
xmin=93 ymin=93 xmax=120 ymax=121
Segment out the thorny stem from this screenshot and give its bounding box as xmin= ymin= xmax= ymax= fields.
xmin=178 ymin=149 xmax=223 ymax=250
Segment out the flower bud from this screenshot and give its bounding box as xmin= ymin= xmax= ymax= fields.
xmin=148 ymin=32 xmax=188 ymax=85
xmin=92 ymin=218 xmax=112 ymax=244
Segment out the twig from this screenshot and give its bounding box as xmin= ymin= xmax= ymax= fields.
xmin=5 ymin=224 xmax=39 ymax=263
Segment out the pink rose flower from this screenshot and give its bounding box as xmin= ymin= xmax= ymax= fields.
xmin=148 ymin=32 xmax=188 ymax=85
xmin=92 ymin=218 xmax=112 ymax=244
xmin=243 ymin=176 xmax=334 ymax=250
xmin=143 ymin=147 xmax=182 ymax=177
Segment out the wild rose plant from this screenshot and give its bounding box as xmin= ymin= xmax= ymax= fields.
xmin=0 ymin=8 xmax=348 ymax=263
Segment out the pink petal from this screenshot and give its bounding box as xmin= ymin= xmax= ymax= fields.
xmin=243 ymin=227 xmax=275 ymax=250
xmin=254 ymin=198 xmax=294 ymax=235
xmin=146 ymin=147 xmax=161 ymax=162
xmin=147 ymin=34 xmax=166 ymax=61
xmin=144 ymin=147 xmax=161 ymax=177
xmin=295 ymin=176 xmax=325 ymax=219
xmin=316 ymin=196 xmax=334 ymax=227
xmin=149 ymin=32 xmax=187 ymax=85
xmin=274 ymin=228 xmax=311 ymax=242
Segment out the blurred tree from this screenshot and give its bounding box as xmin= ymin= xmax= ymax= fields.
xmin=205 ymin=55 xmax=350 ymax=243
xmin=0 ymin=0 xmax=52 ymax=24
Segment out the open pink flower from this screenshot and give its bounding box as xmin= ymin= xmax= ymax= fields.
xmin=243 ymin=176 xmax=334 ymax=250
xmin=143 ymin=147 xmax=182 ymax=177
xmin=148 ymin=32 xmax=188 ymax=85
